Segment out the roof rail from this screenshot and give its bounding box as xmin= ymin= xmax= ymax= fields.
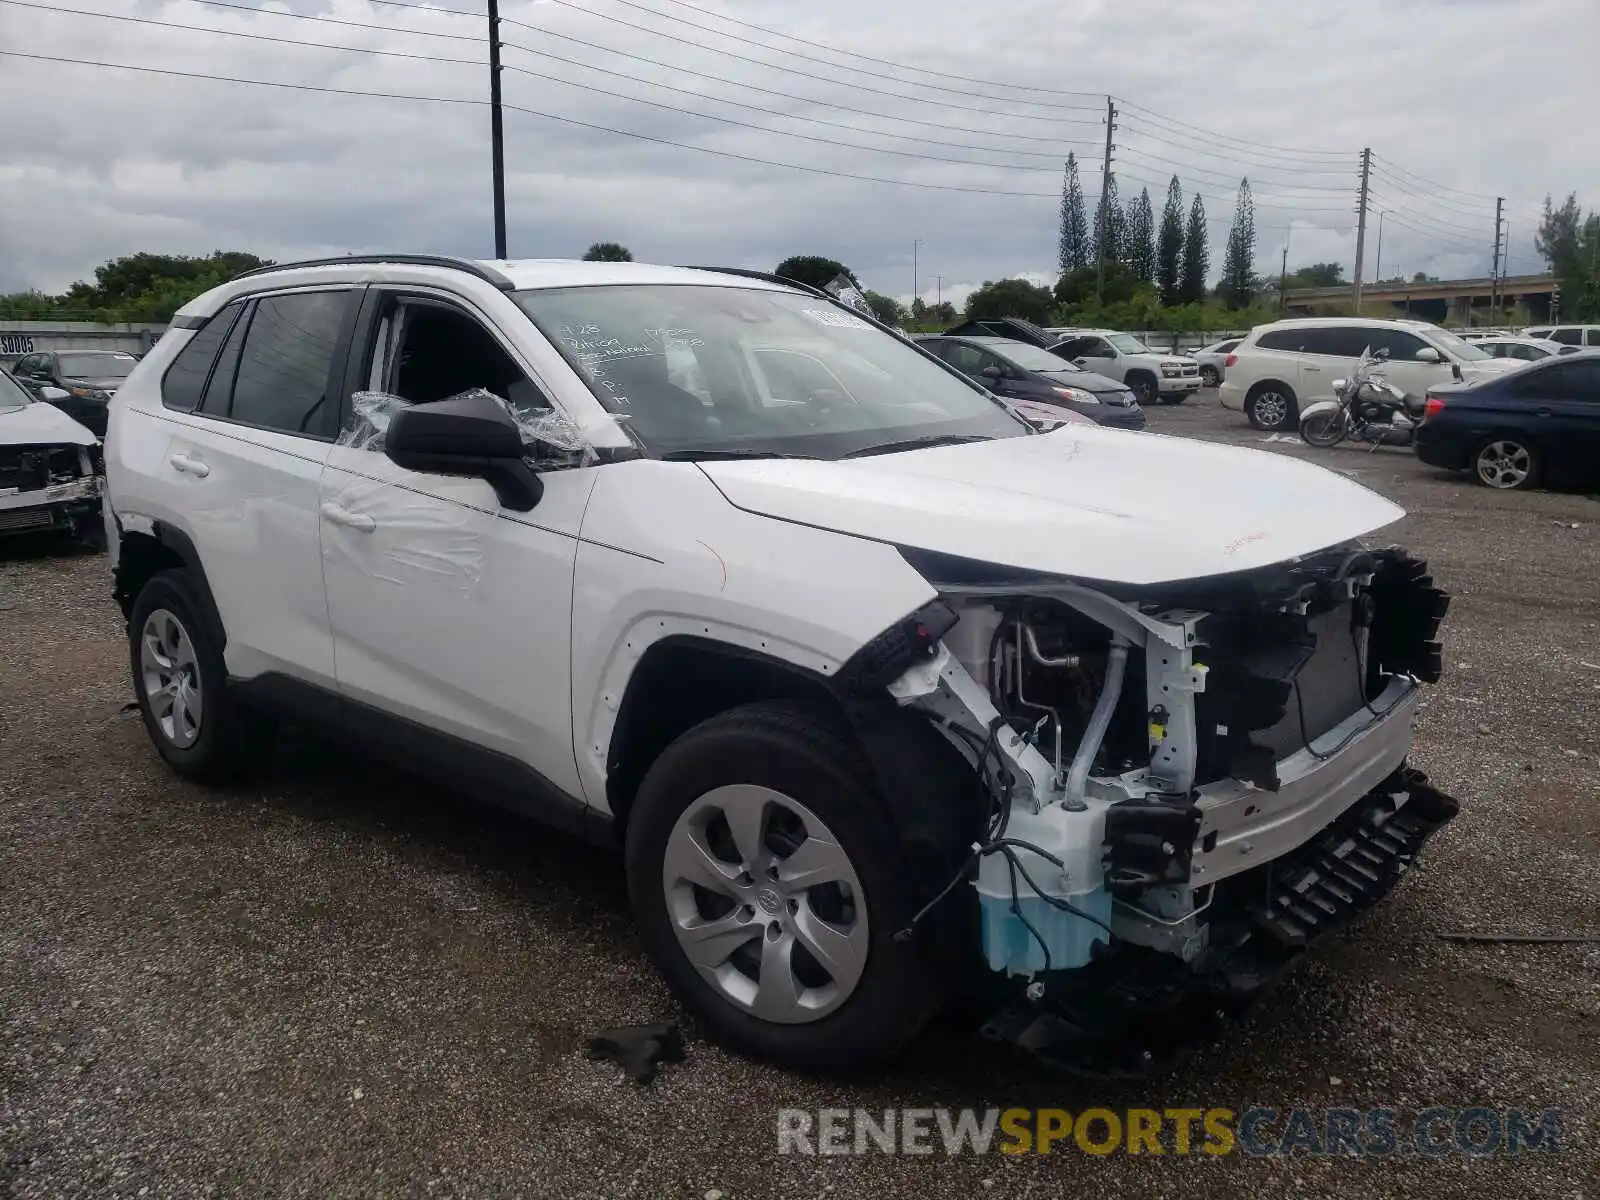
xmin=675 ymin=265 xmax=828 ymax=298
xmin=231 ymin=254 xmax=515 ymax=290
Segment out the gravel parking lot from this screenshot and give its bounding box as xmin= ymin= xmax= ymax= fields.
xmin=3 ymin=395 xmax=1596 ymax=1199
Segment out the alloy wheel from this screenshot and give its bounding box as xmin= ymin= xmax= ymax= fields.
xmin=1251 ymin=391 xmax=1290 ymax=428
xmin=139 ymin=608 xmax=203 ymax=748
xmin=1476 ymin=440 xmax=1532 ymax=489
xmin=661 ymin=785 xmax=869 ymax=1024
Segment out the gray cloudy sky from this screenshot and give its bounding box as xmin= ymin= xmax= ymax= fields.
xmin=0 ymin=0 xmax=1592 ymax=307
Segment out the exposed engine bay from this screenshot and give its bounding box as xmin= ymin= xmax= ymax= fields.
xmin=0 ymin=441 xmax=104 ymax=539
xmin=882 ymin=541 xmax=1456 ymax=1073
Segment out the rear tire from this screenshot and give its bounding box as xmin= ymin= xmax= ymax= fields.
xmin=625 ymin=700 xmax=948 ymax=1070
xmin=1200 ymin=365 xmax=1221 ymax=388
xmin=1472 ymin=435 xmax=1539 ymax=490
xmin=128 ymin=569 xmax=274 ymax=781
xmin=1245 ymin=383 xmax=1298 ymax=431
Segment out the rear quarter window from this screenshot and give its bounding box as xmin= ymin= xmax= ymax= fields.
xmin=1255 ymin=329 xmax=1303 ymax=352
xmin=161 ymin=301 xmax=245 ymax=412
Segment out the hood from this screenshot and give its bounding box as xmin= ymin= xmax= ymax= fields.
xmin=0 ymin=400 xmax=98 ymax=446
xmin=698 ymin=428 xmax=1404 ymax=586
xmin=59 ymin=376 xmax=125 ymax=392
xmin=1040 ymin=369 xmax=1128 ymax=395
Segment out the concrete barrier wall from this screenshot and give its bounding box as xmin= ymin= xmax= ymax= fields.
xmin=1 ymin=321 xmax=168 ymax=364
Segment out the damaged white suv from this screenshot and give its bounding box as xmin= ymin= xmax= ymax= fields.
xmin=103 ymin=257 xmax=1455 ymax=1073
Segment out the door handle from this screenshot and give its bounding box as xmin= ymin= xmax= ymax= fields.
xmin=320 ymin=501 xmax=377 ymax=532
xmin=1302 ymin=365 xmax=1321 ymax=372
xmin=168 ymin=452 xmax=210 ymax=478
xmin=1536 ymin=408 xmax=1551 ymax=417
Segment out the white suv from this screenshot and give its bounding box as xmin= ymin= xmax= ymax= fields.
xmin=1523 ymin=324 xmax=1600 ymax=349
xmin=102 ymin=256 xmax=1458 ymax=1073
xmin=1219 ymin=317 xmax=1521 ymax=431
xmin=1046 ymin=329 xmax=1204 ymax=405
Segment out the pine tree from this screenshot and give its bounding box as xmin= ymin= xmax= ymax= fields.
xmin=1179 ymin=194 xmax=1210 ymax=305
xmin=1157 ymin=176 xmax=1184 ymax=306
xmin=1093 ymin=173 xmax=1123 ymax=273
xmin=1057 ymin=153 xmax=1090 ymax=274
xmin=1219 ymin=178 xmax=1258 ymax=309
xmin=1125 ymin=187 xmax=1156 ymax=284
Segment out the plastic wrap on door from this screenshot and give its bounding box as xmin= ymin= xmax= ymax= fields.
xmin=341 ymin=387 xmax=602 ymax=468
xmin=324 ymin=472 xmax=486 ymax=595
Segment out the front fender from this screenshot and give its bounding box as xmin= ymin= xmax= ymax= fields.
xmin=1298 ymin=399 xmax=1342 ymax=423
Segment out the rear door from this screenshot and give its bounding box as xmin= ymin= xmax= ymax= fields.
xmin=1524 ymin=359 xmax=1600 ymax=486
xmin=1068 ymin=336 xmax=1120 ymax=380
xmin=153 ymin=287 xmax=358 ymax=686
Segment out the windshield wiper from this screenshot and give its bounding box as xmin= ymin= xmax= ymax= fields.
xmin=660 ymin=447 xmax=820 ymax=461
xmin=842 ymin=434 xmax=994 ymax=459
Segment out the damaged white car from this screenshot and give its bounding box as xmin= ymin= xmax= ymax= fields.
xmin=102 ymin=257 xmax=1454 ymax=1073
xmin=1 ymin=367 xmax=104 ymax=545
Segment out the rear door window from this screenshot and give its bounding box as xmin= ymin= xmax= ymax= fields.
xmin=162 ymin=300 xmax=245 ymax=412
xmin=225 ymin=291 xmax=352 ymax=438
xmin=1254 ymin=329 xmax=1303 ymax=352
xmin=1550 ymin=327 xmax=1583 ymax=346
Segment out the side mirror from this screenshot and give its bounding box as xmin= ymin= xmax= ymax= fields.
xmin=384 ymin=390 xmax=544 ymax=511
xmin=1072 ymin=357 xmax=1089 ymax=367
xmin=980 ymin=363 xmax=1005 ymax=379
xmin=1414 ymin=346 xmax=1443 ymax=364
xmin=39 ymin=385 xmax=71 ymax=402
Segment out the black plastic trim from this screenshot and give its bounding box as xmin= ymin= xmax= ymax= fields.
xmin=170 ymin=313 xmax=208 ymax=330
xmin=229 ymin=672 xmax=614 ymax=847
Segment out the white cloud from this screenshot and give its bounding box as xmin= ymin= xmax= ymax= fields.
xmin=0 ymin=0 xmax=1590 ymax=297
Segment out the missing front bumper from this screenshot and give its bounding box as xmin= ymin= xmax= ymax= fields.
xmin=981 ymin=765 xmax=1458 ymax=1076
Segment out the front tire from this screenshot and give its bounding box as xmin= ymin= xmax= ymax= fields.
xmin=1473 ymin=435 xmax=1539 ymax=490
xmin=625 ymin=701 xmax=947 ymax=1070
xmin=1245 ymin=383 xmax=1298 ymax=431
xmin=1299 ymin=409 xmax=1348 ymax=448
xmin=1126 ymin=372 xmax=1157 ymax=407
xmin=128 ymin=569 xmax=274 ymax=781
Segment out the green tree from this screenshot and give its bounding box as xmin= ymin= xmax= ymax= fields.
xmin=1288 ymin=261 xmax=1345 ymax=288
xmin=963 ymin=278 xmax=1056 ymax=325
xmin=1179 ymin=194 xmax=1210 ymax=305
xmin=774 ymin=255 xmax=858 ymax=290
xmin=1219 ymin=178 xmax=1257 ymax=309
xmin=1125 ymin=187 xmax=1156 ymax=285
xmin=1093 ymin=173 xmax=1123 ymax=274
xmin=863 ymin=290 xmax=904 ymax=326
xmin=582 ymin=242 xmax=633 ymax=262
xmin=1157 ymin=176 xmax=1184 ymax=307
xmin=2 ymin=251 xmax=274 ymax=323
xmin=1057 ymin=153 xmax=1090 ymax=274
xmin=1536 ymin=193 xmax=1600 ymax=319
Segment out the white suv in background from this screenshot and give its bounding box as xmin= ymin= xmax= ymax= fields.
xmin=99 ymin=255 xmax=1458 ymax=1075
xmin=1046 ymin=329 xmax=1204 ymax=405
xmin=1523 ymin=324 xmax=1600 ymax=349
xmin=1219 ymin=317 xmax=1521 ymax=430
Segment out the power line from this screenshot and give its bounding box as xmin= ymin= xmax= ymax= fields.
xmin=1116 ymin=145 xmax=1352 ymax=196
xmin=2 ymin=1 xmax=488 ymax=65
xmin=1369 ymin=153 xmax=1503 ymax=204
xmin=1366 ymin=165 xmax=1500 ymax=222
xmin=640 ymin=0 xmax=1105 ymax=99
xmin=501 ymin=27 xmax=1097 ymax=147
xmin=1116 ymin=120 xmax=1354 ymax=177
xmin=502 ymin=0 xmax=1106 ymax=125
xmin=499 ymin=40 xmax=1097 ymax=160
xmin=1113 ymin=99 xmax=1353 ymax=161
xmin=120 ymin=0 xmax=488 ymax=43
xmin=539 ymin=0 xmax=1105 ymax=108
xmin=1111 ymin=164 xmax=1352 ymax=216
xmin=1367 ymin=192 xmax=1491 ymax=241
xmin=0 ymin=50 xmax=1069 ymax=198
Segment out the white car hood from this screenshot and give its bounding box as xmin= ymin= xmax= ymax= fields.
xmin=699 ymin=428 xmax=1405 ymax=586
xmin=0 ymin=402 xmax=97 ymax=447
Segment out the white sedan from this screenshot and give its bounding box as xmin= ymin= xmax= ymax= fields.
xmin=1471 ymin=336 xmax=1565 ymax=363
xmin=1190 ymin=337 xmax=1242 ymax=388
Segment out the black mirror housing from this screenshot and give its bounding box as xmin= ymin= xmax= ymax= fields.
xmin=384 ymin=390 xmax=544 ymax=511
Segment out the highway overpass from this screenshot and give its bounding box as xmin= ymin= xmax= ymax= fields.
xmin=1283 ymin=273 xmax=1559 ymax=323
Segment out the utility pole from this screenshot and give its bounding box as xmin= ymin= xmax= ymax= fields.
xmin=487 ymin=0 xmax=507 ymax=259
xmin=1094 ymin=95 xmax=1118 ymax=303
xmin=1278 ymin=227 xmax=1290 ymax=314
xmin=1373 ymin=211 xmax=1385 ymax=284
xmin=1351 ymin=148 xmax=1371 ymax=311
xmin=1490 ymin=196 xmax=1504 ymax=322
xmin=912 ymin=239 xmax=921 ymax=310
xmin=935 ymin=274 xmax=943 ymax=309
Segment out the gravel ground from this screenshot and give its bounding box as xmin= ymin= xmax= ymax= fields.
xmin=2 ymin=396 xmax=1597 ymax=1199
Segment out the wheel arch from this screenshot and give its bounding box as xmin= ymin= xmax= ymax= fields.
xmin=113 ymin=520 xmax=227 ymax=651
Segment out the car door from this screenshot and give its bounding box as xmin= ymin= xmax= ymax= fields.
xmin=1371 ymin=328 xmax=1456 ymax=398
xmin=317 ymin=286 xmax=595 ymax=803
xmin=1069 ymin=336 xmax=1119 ymax=380
xmin=1526 ymin=359 xmax=1600 ymax=486
xmin=153 ymin=287 xmax=356 ymax=687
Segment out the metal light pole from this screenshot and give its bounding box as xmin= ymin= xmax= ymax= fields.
xmin=487 ymin=0 xmax=507 ymax=259
xmin=912 ymin=239 xmax=921 ymax=309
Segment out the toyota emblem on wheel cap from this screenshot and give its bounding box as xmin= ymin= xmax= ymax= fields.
xmin=757 ymin=887 xmax=783 ymax=915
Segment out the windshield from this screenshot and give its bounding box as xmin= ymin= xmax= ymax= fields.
xmin=991 ymin=341 xmax=1081 ymax=373
xmin=1107 ymin=333 xmax=1153 ymax=354
xmin=58 ymin=352 xmax=137 ymax=378
xmin=0 ymin=368 xmax=30 ymax=412
xmin=515 ymin=285 xmax=1026 ymax=458
xmin=1424 ymin=329 xmax=1489 ymax=361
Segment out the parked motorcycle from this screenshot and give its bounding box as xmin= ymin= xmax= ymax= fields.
xmin=1298 ymin=348 xmax=1428 ymax=450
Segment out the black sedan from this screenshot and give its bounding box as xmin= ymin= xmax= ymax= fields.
xmin=1414 ymin=351 xmax=1600 ymax=490
xmin=9 ymin=349 xmax=138 ymax=437
xmin=915 ymin=334 xmax=1146 ymax=430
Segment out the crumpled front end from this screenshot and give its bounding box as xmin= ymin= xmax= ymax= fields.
xmin=882 ymin=542 xmax=1456 ymax=1073
xmin=0 ymin=441 xmax=104 ymax=540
